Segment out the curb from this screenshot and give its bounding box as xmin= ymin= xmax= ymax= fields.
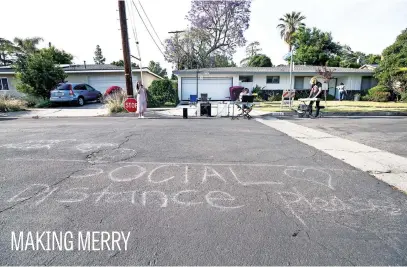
xmin=258 ymin=111 xmax=407 ymax=117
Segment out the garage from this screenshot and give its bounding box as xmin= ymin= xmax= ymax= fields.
xmin=181 ymin=77 xmax=233 ymax=101
xmin=88 ymin=74 xmax=126 ymax=94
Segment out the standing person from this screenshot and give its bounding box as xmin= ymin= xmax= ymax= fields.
xmin=337 ymin=83 xmax=346 ymax=101
xmin=308 ymin=81 xmax=322 ymax=118
xmin=238 ymin=88 xmax=249 ymax=115
xmin=136 ymin=82 xmax=147 ymax=118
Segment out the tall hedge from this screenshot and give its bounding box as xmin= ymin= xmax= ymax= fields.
xmin=147 ymin=79 xmax=178 ymax=107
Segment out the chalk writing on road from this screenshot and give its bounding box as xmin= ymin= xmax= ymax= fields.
xmin=278 ymin=187 xmax=402 ymax=226
xmin=2 ymin=157 xmax=406 ymax=231
xmin=8 ymin=184 xmax=244 ymax=210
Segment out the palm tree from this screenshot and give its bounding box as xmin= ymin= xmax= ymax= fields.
xmin=277 ymin=12 xmax=306 ymax=52
xmin=13 ymin=37 xmax=44 ymax=55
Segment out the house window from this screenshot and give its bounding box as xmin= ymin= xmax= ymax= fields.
xmin=0 ymin=78 xmax=9 ymax=90
xmin=266 ymin=76 xmax=280 ymax=84
xmin=294 ymin=77 xmax=305 ymax=89
xmin=239 ymin=76 xmax=253 ymax=82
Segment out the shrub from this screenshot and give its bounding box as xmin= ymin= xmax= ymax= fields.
xmin=23 ymin=95 xmax=43 ymax=108
xmin=15 ymin=49 xmax=67 ymax=99
xmin=148 ymin=79 xmax=178 ymax=107
xmin=35 ymin=99 xmax=53 ymax=108
xmin=146 ymin=90 xmax=160 ymax=108
xmin=0 ymin=95 xmax=27 ymax=112
xmin=104 ymin=90 xmax=127 ymax=113
xmin=400 ymin=93 xmax=407 ymax=103
xmin=367 ymin=85 xmax=391 ymax=102
xmin=268 ymin=93 xmax=281 ymax=102
xmin=23 ymin=96 xmax=55 ymax=108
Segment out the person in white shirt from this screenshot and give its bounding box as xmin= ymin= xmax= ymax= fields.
xmin=337 ymin=83 xmax=346 ymax=101
xmin=238 ymin=88 xmax=249 ymax=115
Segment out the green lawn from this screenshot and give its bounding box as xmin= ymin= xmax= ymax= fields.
xmin=257 ymin=101 xmax=407 ymax=113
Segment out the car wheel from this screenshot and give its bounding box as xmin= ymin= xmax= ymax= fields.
xmin=97 ymin=94 xmax=103 ymax=103
xmin=77 ymin=97 xmax=85 ymax=106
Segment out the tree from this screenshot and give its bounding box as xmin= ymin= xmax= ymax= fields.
xmin=338 ymin=45 xmax=363 ymax=68
xmin=94 ymin=45 xmax=105 ymax=65
xmin=247 ymin=54 xmax=273 ymax=67
xmin=317 ymin=66 xmax=335 ymax=102
xmin=111 ymin=60 xmax=139 ymax=68
xmin=164 ymin=0 xmax=252 ymax=68
xmin=240 ymin=41 xmax=262 ymax=66
xmin=148 ymin=79 xmax=178 ymax=107
xmin=15 ymin=49 xmax=67 ymax=99
xmin=148 ymin=61 xmax=167 ymax=77
xmin=292 ymin=27 xmax=342 ymax=66
xmin=209 ymin=54 xmax=236 ymax=67
xmin=0 ymin=38 xmax=16 ymax=66
xmin=366 ymin=54 xmax=381 ymax=65
xmin=45 ymin=46 xmax=73 ymax=64
xmin=170 ymin=73 xmax=177 ymax=80
xmin=13 ymin=37 xmax=43 ymax=56
xmin=375 ymin=28 xmax=407 ymax=95
xmin=277 ymin=11 xmax=306 ymax=52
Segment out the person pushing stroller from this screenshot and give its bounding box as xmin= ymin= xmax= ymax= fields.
xmin=308 ymin=79 xmax=323 ymax=118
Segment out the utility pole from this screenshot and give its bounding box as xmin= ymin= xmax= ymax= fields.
xmin=118 ymin=0 xmax=134 ymax=97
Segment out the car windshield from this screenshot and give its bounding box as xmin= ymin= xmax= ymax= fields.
xmin=55 ymin=84 xmax=71 ymax=90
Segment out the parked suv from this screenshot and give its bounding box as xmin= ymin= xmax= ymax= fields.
xmin=50 ymin=83 xmax=103 ymax=106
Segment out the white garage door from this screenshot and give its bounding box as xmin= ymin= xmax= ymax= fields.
xmin=181 ymin=78 xmax=233 ymax=101
xmin=88 ymin=75 xmax=126 ymax=94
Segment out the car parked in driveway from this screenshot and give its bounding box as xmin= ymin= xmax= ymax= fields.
xmin=50 ymin=83 xmax=103 ymax=106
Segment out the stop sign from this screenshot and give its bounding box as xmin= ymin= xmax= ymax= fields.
xmin=124 ymin=98 xmax=137 ymax=113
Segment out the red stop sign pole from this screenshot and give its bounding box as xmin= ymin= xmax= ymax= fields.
xmin=124 ymin=98 xmax=137 ymax=113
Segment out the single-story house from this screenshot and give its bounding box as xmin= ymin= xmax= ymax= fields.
xmin=173 ymin=65 xmax=378 ymax=101
xmin=0 ymin=64 xmax=163 ymax=97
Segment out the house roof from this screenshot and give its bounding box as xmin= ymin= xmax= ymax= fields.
xmin=173 ymin=65 xmax=375 ymax=75
xmin=64 ymin=64 xmax=128 ymax=71
xmin=359 ymin=64 xmax=379 ymax=70
xmin=0 ymin=64 xmax=164 ymax=79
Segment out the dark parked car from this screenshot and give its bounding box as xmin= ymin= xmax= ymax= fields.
xmin=50 ymin=83 xmax=103 ymax=106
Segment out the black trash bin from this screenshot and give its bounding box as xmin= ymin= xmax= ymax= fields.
xmin=200 ymin=103 xmax=211 ymax=117
xmin=183 ymin=108 xmax=188 ymax=119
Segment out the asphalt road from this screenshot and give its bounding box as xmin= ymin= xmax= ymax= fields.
xmin=0 ymin=117 xmax=406 ymax=266
xmin=283 ymin=116 xmax=407 ymax=157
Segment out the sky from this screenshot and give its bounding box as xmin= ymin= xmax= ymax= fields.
xmin=1 ymin=0 xmax=407 ymax=75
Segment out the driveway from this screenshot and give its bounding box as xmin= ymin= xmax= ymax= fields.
xmin=0 ymin=118 xmax=406 ymax=265
xmin=2 ymin=103 xmax=108 ymax=118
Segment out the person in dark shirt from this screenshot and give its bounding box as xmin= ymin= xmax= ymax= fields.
xmin=308 ymin=82 xmax=322 ymax=118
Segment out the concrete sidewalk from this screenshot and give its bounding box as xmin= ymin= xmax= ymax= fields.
xmin=156 ymin=104 xmax=271 ymax=118
xmin=1 ymin=103 xmax=109 ymax=118
xmin=257 ymin=117 xmax=407 ymax=194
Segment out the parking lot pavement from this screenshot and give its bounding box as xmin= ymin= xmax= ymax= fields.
xmin=0 ymin=118 xmax=406 ymax=265
xmin=281 ymin=116 xmax=407 ymax=157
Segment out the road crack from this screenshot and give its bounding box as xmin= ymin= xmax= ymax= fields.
xmin=0 ymin=168 xmax=86 ymax=214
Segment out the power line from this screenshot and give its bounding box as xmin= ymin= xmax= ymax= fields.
xmin=125 ymin=0 xmax=139 ymax=58
xmin=125 ymin=0 xmax=144 ymax=84
xmin=138 ymin=0 xmax=165 ymax=47
xmin=130 ymin=0 xmax=165 ymax=58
